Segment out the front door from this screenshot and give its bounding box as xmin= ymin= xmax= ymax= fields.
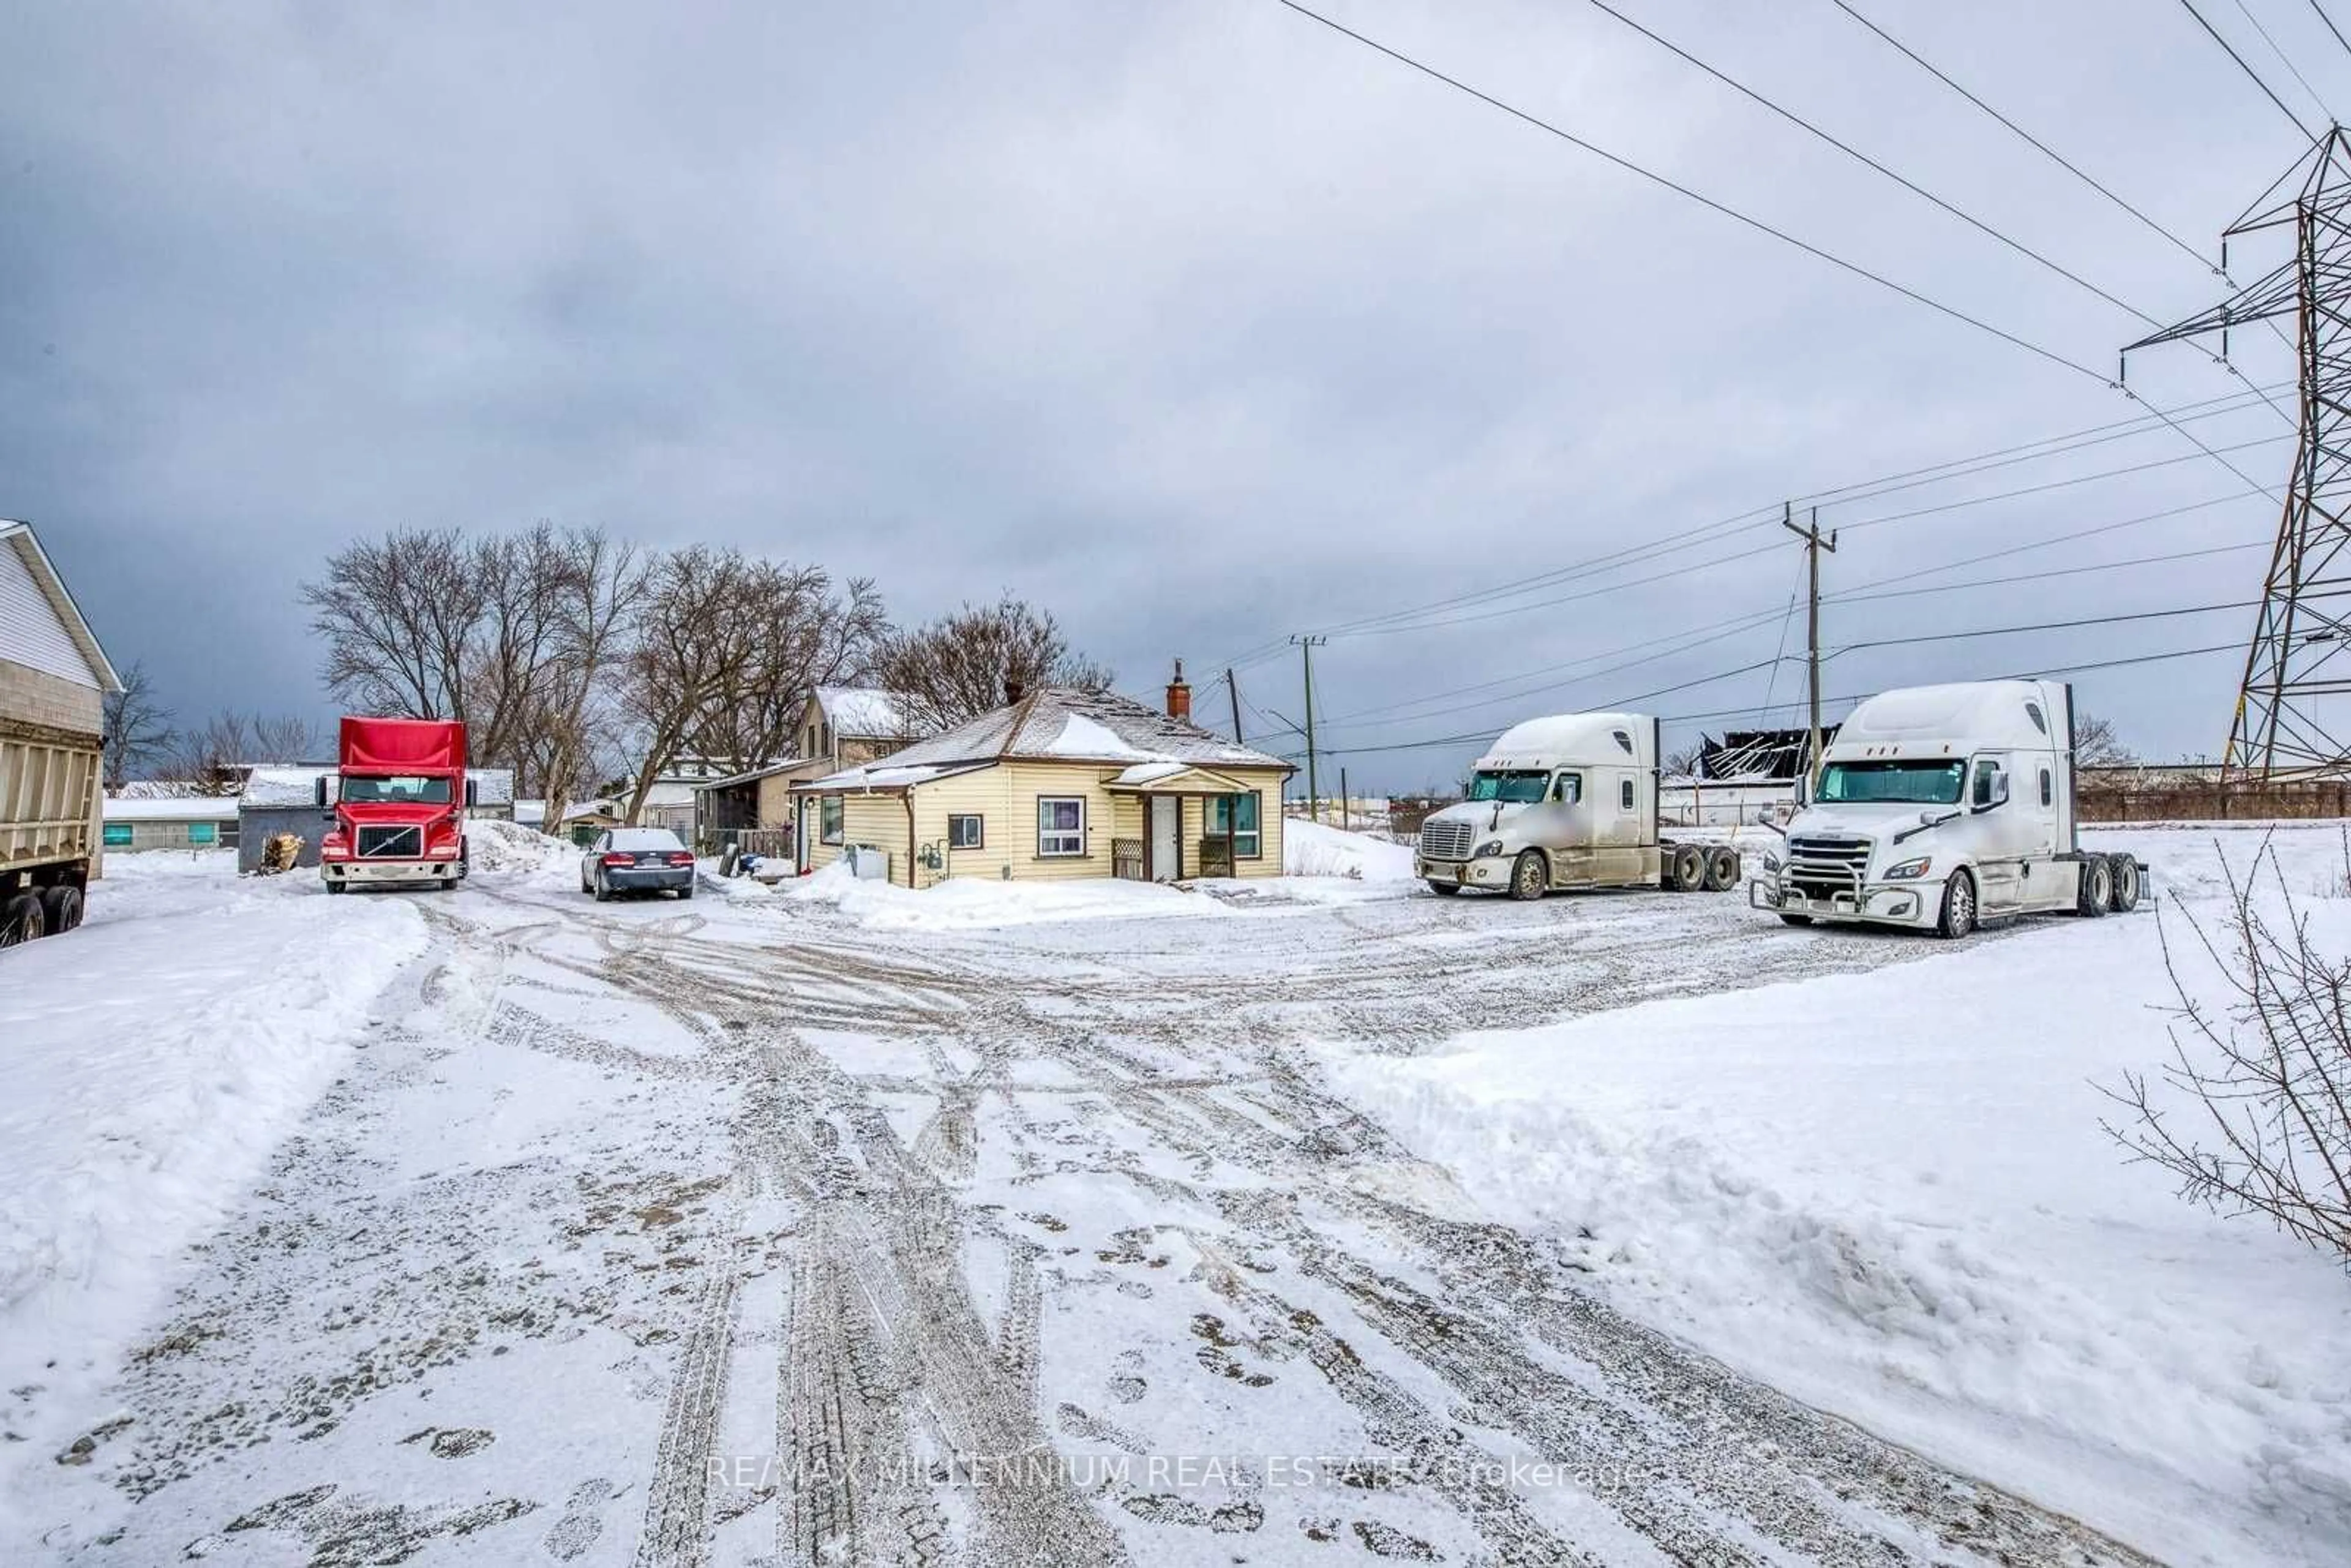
xmin=1149 ymin=795 xmax=1180 ymax=882
xmin=797 ymin=797 xmax=815 ymax=873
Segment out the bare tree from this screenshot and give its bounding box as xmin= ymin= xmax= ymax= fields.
xmin=697 ymin=570 xmax=889 ymax=768
xmin=167 ymin=712 xmax=320 ymax=795
xmin=871 ymin=595 xmax=1111 ymax=733
xmin=523 ymin=528 xmax=643 ymax=831
xmin=302 ymin=527 xmax=484 ymax=721
xmin=2075 ymin=711 xmax=2137 ymax=768
xmin=2101 ymin=836 xmax=2351 ymax=1265
xmin=102 ymin=661 xmax=175 ymax=789
xmin=1663 ymin=738 xmax=1706 ymax=779
xmin=618 ymin=547 xmax=766 ymax=824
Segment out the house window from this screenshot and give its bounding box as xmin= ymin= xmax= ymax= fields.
xmin=1206 ymin=792 xmax=1261 ymax=858
xmin=103 ymin=822 xmax=132 ymax=847
xmin=822 ymin=722 xmax=833 ymax=756
xmin=1619 ymin=778 xmax=1635 ymax=811
xmin=820 ymin=795 xmax=844 ymax=846
xmin=189 ymin=822 xmax=217 ymax=846
xmin=948 ymin=814 xmax=983 ymax=850
xmin=1037 ymin=797 xmax=1086 ymax=857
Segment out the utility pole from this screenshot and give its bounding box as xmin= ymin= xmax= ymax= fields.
xmin=1292 ymin=634 xmax=1327 ymax=823
xmin=1340 ymin=765 xmax=1349 ymax=830
xmin=1225 ymin=667 xmax=1245 ymax=745
xmin=1782 ymin=502 xmax=1837 ymax=786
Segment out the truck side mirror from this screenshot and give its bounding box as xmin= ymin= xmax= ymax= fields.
xmin=314 ymin=776 xmax=329 ymax=809
xmin=465 ymin=778 xmax=478 ymax=809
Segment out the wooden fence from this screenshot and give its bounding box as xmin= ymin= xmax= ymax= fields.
xmin=2078 ymin=778 xmax=2351 ymax=822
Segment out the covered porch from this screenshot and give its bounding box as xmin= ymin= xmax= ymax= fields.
xmin=1105 ymin=763 xmax=1261 ymax=882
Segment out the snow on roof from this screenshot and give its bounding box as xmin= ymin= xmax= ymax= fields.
xmin=800 ymin=688 xmax=1290 ymax=792
xmin=1109 ymin=761 xmax=1192 ymax=787
xmin=800 ymin=762 xmax=992 ymax=792
xmin=103 ymin=795 xmax=241 ymax=822
xmin=815 ymin=687 xmax=907 ymax=738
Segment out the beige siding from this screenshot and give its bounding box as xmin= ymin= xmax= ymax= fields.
xmin=805 ymin=792 xmax=912 ymax=880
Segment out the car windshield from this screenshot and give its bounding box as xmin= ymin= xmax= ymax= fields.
xmin=608 ymin=829 xmax=686 ymax=852
xmin=1816 ymin=759 xmax=1966 ymax=806
xmin=341 ymin=774 xmax=452 ymax=804
xmin=1467 ymin=770 xmax=1551 ymax=804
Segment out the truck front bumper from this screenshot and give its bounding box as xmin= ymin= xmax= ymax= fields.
xmin=1417 ymin=855 xmax=1509 ymax=890
xmin=1750 ymin=876 xmax=1937 ymax=928
xmin=324 ymin=859 xmax=463 ymax=886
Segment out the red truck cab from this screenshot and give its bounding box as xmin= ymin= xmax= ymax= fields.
xmin=318 ymin=717 xmax=471 ymax=893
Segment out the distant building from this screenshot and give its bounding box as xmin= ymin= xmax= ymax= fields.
xmin=101 ymin=795 xmax=241 ymax=852
xmin=694 ymin=687 xmax=917 ymax=852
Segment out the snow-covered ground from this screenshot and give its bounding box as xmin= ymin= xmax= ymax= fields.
xmin=1324 ymin=826 xmax=2351 ymax=1567
xmin=4 ymin=822 xmax=2341 ymax=1564
xmin=0 ymin=852 xmax=426 ymax=1539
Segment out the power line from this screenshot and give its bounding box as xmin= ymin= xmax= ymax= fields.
xmin=2228 ymin=0 xmax=2339 ymax=123
xmin=1829 ymin=596 xmax=2268 ymax=656
xmin=1583 ymin=0 xmax=2161 ymax=327
xmin=1834 ymin=430 xmax=2287 ymax=533
xmin=2178 ymin=0 xmax=2321 ymax=141
xmin=1267 ymin=0 xmax=2112 ymax=383
xmin=1829 ymin=538 xmax=2268 ymax=606
xmin=2310 ymin=0 xmax=2351 ymax=64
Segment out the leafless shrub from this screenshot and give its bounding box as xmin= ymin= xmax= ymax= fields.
xmin=871 ymin=595 xmax=1109 ymax=733
xmin=2074 ymin=710 xmax=2137 ymax=768
xmin=168 ymin=711 xmax=320 ymax=793
xmin=2101 ymin=836 xmax=2351 ymax=1266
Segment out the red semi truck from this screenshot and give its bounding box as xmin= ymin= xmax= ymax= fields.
xmin=317 ymin=716 xmax=472 ymax=893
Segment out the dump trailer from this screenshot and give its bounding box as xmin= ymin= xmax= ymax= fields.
xmin=1 ymin=520 xmax=121 ymax=947
xmin=1414 ymin=712 xmax=1741 ymax=899
xmin=1750 ymin=678 xmax=2147 ymax=938
xmin=317 ymin=716 xmax=473 ymax=892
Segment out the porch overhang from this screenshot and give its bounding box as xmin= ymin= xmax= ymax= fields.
xmin=1103 ymin=762 xmax=1253 ymax=795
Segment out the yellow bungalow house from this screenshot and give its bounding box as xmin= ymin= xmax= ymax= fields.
xmin=790 ymin=670 xmax=1292 ymax=888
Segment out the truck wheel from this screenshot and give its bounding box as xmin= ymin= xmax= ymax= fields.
xmin=1669 ymin=844 xmax=1706 ymax=891
xmin=1426 ymin=880 xmax=1463 ymax=897
xmin=2109 ymin=857 xmax=2142 ymax=913
xmin=1509 ymin=850 xmax=1548 ymax=901
xmin=1779 ymin=912 xmax=1814 ymax=927
xmin=1935 ymin=870 xmax=1976 ymax=940
xmin=326 ymin=880 xmax=348 ymax=895
xmin=37 ymin=885 xmax=83 ymax=934
xmin=1703 ymin=846 xmax=1740 ymax=891
xmin=2075 ymin=855 xmax=2113 ymax=918
xmin=1 ymin=892 xmax=46 ymax=946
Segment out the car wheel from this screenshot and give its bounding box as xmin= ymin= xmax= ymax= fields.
xmin=1 ymin=891 xmax=47 ymax=945
xmin=593 ymin=873 xmax=611 ymax=903
xmin=678 ymin=883 xmax=694 ymax=901
xmin=37 ymin=885 xmax=84 ymax=934
xmin=1508 ymin=849 xmax=1548 ymax=901
xmin=1427 ymin=879 xmax=1463 ymax=897
xmin=1703 ymin=846 xmax=1740 ymax=891
xmin=2076 ymin=855 xmax=2113 ymax=918
xmin=1779 ymin=912 xmax=1814 ymax=927
xmin=2109 ymin=856 xmax=2142 ymax=913
xmin=1670 ymin=844 xmax=1706 ymax=891
xmin=1935 ymin=869 xmax=1976 ymax=939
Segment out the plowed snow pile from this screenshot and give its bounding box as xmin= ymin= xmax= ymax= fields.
xmin=1324 ymin=826 xmax=2351 ymax=1568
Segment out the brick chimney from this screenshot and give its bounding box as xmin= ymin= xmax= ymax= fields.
xmin=1165 ymin=659 xmax=1192 ymax=722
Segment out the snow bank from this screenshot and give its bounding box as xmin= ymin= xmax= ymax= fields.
xmin=1324 ymin=828 xmax=2351 ymax=1568
xmin=0 ymin=861 xmax=427 ymax=1526
xmin=777 ymin=860 xmax=1228 ymax=930
xmin=465 ymin=816 xmax=578 ymax=877
xmin=1282 ymin=818 xmax=1418 ymax=882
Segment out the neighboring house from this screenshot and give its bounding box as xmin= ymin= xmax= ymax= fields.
xmin=790 ymin=667 xmax=1291 ymax=888
xmin=694 ymin=688 xmax=917 ymax=851
xmin=559 ymin=799 xmax=624 ymax=844
xmin=235 ymin=764 xmax=517 ymax=872
xmin=102 ymin=795 xmax=242 ymax=852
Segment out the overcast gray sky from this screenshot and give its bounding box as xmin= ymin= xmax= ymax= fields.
xmin=2 ymin=0 xmax=2330 ymax=787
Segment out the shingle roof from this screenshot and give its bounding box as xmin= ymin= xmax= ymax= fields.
xmin=799 ymin=686 xmax=1291 ymax=789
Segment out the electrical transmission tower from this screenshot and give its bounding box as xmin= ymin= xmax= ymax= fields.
xmin=2125 ymin=126 xmax=2351 ymax=781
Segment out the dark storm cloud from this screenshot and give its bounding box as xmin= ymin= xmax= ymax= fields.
xmin=0 ymin=0 xmax=2328 ymax=782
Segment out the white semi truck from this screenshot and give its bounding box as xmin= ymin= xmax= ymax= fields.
xmin=1752 ymin=678 xmax=2145 ymax=938
xmin=1414 ymin=711 xmax=1741 ymax=899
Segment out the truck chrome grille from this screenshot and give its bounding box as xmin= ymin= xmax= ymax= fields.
xmin=1786 ymin=834 xmax=1870 ymax=898
xmin=356 ymin=823 xmax=422 ymax=858
xmin=1420 ymin=820 xmax=1474 ymax=861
